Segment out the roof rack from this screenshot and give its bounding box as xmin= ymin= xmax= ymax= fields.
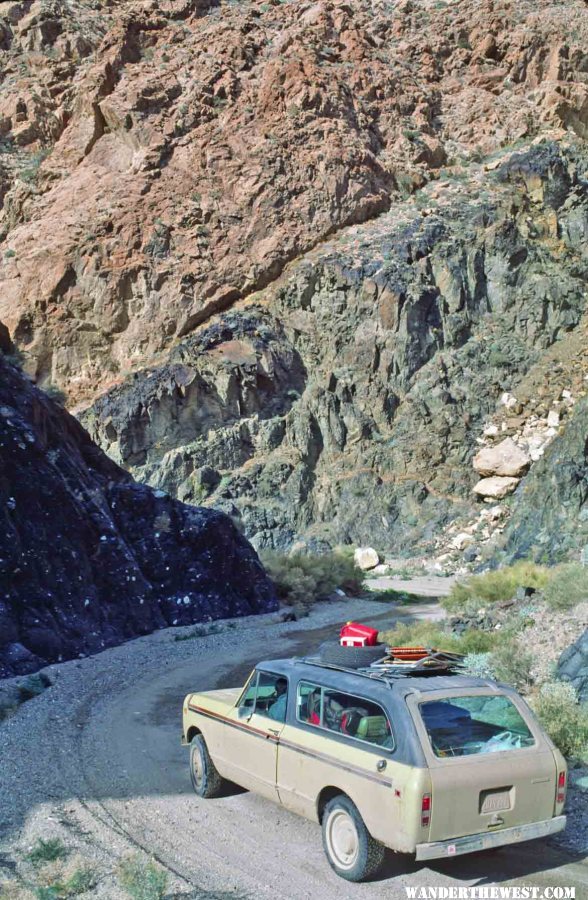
xmin=297 ymin=649 xmax=465 ymax=685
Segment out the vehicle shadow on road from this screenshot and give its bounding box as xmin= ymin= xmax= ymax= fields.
xmin=373 ymin=842 xmax=586 ymax=884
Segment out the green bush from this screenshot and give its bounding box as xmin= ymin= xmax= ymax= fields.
xmin=378 ymin=620 xmax=498 ymax=655
xmin=261 ymin=551 xmax=363 ymax=608
xmin=460 ymin=652 xmax=496 ymax=680
xmin=26 ymin=839 xmax=68 ymax=867
xmin=491 ymin=640 xmax=533 ymax=692
xmin=531 ymin=682 xmax=588 ymax=761
xmin=117 ymin=855 xmax=168 ymax=900
xmin=543 ymin=564 xmax=587 ymax=610
xmin=444 ymin=562 xmax=550 ymax=612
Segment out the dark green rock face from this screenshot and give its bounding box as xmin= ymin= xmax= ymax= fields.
xmin=82 ymin=143 xmax=588 ymax=557
xmin=0 ymin=356 xmax=276 ymax=677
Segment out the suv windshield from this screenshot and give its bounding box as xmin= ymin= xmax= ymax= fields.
xmin=420 ymin=695 xmax=535 ymax=758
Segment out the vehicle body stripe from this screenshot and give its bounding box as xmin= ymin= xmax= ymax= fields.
xmin=187 ymin=704 xmax=393 ymax=787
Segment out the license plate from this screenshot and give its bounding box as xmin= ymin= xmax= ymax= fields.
xmin=480 ymin=789 xmax=511 ymax=814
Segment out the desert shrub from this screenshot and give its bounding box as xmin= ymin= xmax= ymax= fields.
xmin=460 ymin=652 xmax=496 ymax=680
xmin=42 ymin=384 xmax=67 ymax=406
xmin=491 ymin=640 xmax=533 ymax=692
xmin=543 ymin=564 xmax=587 ymax=611
xmin=531 ymin=682 xmax=588 ymax=761
xmin=34 ymin=866 xmax=96 ymax=899
xmin=26 ymin=840 xmax=68 ymax=867
xmin=261 ymin=551 xmax=363 ymax=608
xmin=117 ymin=855 xmax=168 ymax=900
xmin=18 ymin=674 xmax=48 ymax=702
xmin=444 ymin=562 xmax=550 ymax=612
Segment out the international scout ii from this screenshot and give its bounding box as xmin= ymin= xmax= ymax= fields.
xmin=181 ymin=654 xmax=567 ymax=882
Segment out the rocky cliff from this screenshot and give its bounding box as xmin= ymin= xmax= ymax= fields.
xmin=82 ymin=141 xmax=588 ymax=556
xmin=1 ymin=0 xmax=588 ymax=562
xmin=0 ymin=352 xmax=276 ymax=677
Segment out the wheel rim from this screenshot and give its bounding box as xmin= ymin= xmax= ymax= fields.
xmin=191 ymin=746 xmax=204 ymax=789
xmin=325 ymin=808 xmax=359 ymax=870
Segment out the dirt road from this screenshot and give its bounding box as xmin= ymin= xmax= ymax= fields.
xmin=1 ymin=597 xmax=586 ymax=898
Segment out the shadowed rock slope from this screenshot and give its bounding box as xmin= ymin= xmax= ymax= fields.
xmin=0 ymin=354 xmax=276 ymax=677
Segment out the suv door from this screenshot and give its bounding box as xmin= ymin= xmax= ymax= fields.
xmin=277 ymin=681 xmax=414 ymax=849
xmin=220 ymin=670 xmax=288 ymax=800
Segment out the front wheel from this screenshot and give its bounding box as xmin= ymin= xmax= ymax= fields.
xmin=321 ymin=794 xmax=385 ymax=882
xmin=189 ymin=734 xmax=226 ymax=799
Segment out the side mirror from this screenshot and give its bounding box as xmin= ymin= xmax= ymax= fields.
xmin=238 ymin=705 xmax=252 ymax=719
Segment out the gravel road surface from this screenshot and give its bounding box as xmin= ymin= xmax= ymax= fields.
xmin=1 ymin=597 xmax=586 ymax=898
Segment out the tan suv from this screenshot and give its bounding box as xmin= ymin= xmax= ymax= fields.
xmin=181 ymin=656 xmax=567 ymax=882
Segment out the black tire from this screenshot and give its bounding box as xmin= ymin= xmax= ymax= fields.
xmin=189 ymin=734 xmax=226 ymax=799
xmin=319 ymin=641 xmax=386 ymax=669
xmin=321 ymin=794 xmax=385 ymax=882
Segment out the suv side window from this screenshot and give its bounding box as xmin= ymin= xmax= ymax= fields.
xmin=297 ymin=681 xmax=394 ymax=749
xmin=240 ymin=671 xmax=289 ymax=723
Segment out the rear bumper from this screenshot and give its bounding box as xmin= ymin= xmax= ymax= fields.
xmin=415 ymin=815 xmax=566 ymax=861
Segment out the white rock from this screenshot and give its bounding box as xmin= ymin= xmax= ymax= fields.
xmin=483 ymin=424 xmax=499 ymax=437
xmin=473 ymin=476 xmax=520 ymax=499
xmin=562 ymin=389 xmax=572 ymax=400
xmin=452 ymin=533 xmax=474 ymax=550
xmin=371 ymin=564 xmax=389 ymax=575
xmin=473 ymin=437 xmax=530 ymax=478
xmin=547 ymin=410 xmax=560 ymax=428
xmin=354 ymin=547 xmax=380 ymax=570
xmin=500 ymin=392 xmax=518 ymax=409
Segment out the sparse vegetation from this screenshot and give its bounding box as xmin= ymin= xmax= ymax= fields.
xmin=531 ymin=682 xmax=588 ymax=761
xmin=17 ymin=674 xmax=49 ymax=702
xmin=378 ymin=620 xmax=498 ymax=655
xmin=42 ymin=384 xmax=67 ymax=406
xmin=34 ymin=864 xmax=96 ymax=899
xmin=261 ymin=550 xmax=363 ymax=609
xmin=19 ymin=149 xmax=51 ymax=185
xmin=117 ymin=854 xmax=168 ymax=900
xmin=491 ymin=639 xmax=534 ymax=692
xmin=443 ymin=562 xmax=550 ymax=612
xmin=544 ymin=564 xmax=587 ymax=610
xmin=26 ymin=840 xmax=68 ymax=868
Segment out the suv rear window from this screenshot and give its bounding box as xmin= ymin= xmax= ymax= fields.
xmin=297 ymin=681 xmax=394 ymax=749
xmin=420 ymin=695 xmax=535 ymax=757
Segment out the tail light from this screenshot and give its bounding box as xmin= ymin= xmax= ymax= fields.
xmin=421 ymin=793 xmax=431 ymax=827
xmin=556 ymin=771 xmax=566 ymax=805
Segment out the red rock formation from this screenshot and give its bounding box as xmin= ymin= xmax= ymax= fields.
xmin=0 ymin=0 xmax=587 ymax=404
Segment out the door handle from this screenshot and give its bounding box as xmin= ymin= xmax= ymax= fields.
xmin=267 ymin=728 xmax=280 ymax=737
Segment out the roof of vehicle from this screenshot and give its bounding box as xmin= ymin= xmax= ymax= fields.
xmin=256 ymin=656 xmax=504 ymax=699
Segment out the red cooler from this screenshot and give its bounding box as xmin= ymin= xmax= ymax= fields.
xmin=340 ymin=621 xmax=379 ymax=647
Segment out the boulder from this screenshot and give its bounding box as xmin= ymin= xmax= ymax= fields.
xmin=354 ymin=547 xmax=380 ymax=571
xmin=473 ymin=476 xmax=520 ymax=499
xmin=473 ymin=438 xmax=531 ymax=478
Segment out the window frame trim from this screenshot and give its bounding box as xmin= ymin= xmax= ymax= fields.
xmin=295 ymin=679 xmax=396 ymax=753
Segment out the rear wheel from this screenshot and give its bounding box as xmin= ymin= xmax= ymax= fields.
xmin=321 ymin=794 xmax=385 ymax=882
xmin=189 ymin=734 xmax=226 ymax=799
